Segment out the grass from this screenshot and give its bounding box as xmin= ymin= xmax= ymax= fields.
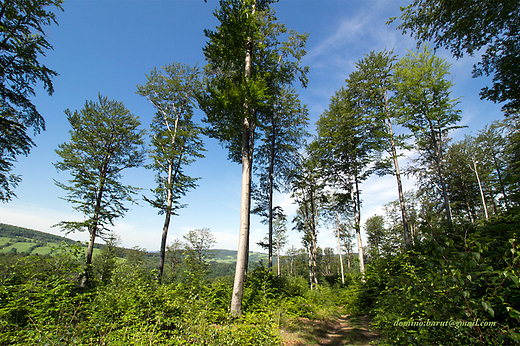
xmin=0 ymin=238 xmax=102 ymax=258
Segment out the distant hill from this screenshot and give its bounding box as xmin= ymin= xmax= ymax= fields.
xmin=0 ymin=223 xmax=267 ymax=264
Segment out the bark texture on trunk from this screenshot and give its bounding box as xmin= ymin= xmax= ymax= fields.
xmin=230 ymin=1 xmax=255 ymax=317
xmin=335 ymin=212 xmax=345 ymax=285
xmin=230 ymin=119 xmax=254 ymax=317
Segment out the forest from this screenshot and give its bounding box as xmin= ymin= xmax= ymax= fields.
xmin=1 ymin=0 xmax=519 ymax=345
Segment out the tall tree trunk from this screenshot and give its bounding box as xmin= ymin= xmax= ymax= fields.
xmin=335 ymin=212 xmax=345 ymax=285
xmin=429 ymin=121 xmax=453 ymax=226
xmin=231 ymin=118 xmax=254 ymax=317
xmin=268 ymin=124 xmax=275 ymax=270
xmin=383 ymin=89 xmax=411 ymax=249
xmin=308 ymin=244 xmax=313 ymax=289
xmin=230 ymin=1 xmax=255 ymax=317
xmin=276 ymin=236 xmax=281 ymax=277
xmin=309 ymin=188 xmax=318 ymax=288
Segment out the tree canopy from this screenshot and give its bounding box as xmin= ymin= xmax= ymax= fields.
xmin=391 ymin=0 xmax=520 ymax=114
xmin=54 ymin=94 xmax=145 ymax=278
xmin=0 ymin=0 xmax=63 ymax=201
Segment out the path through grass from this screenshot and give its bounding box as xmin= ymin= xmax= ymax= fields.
xmin=281 ymin=314 xmax=379 ymax=346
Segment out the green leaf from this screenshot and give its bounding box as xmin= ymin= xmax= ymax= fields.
xmin=507 ymin=307 xmax=520 ymax=320
xmin=482 ymin=301 xmax=495 ymax=317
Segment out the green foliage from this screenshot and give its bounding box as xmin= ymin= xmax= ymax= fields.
xmin=137 ymin=62 xmax=205 ymax=216
xmin=0 ymin=243 xmax=91 ymax=345
xmin=0 ymin=239 xmax=367 ymax=345
xmin=54 ymin=94 xmax=146 ymax=240
xmin=0 ymin=0 xmax=63 ymax=201
xmin=391 ymin=0 xmax=520 ymax=114
xmin=359 ymin=214 xmax=520 ymax=345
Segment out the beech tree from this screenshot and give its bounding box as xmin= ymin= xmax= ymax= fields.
xmin=346 ymin=50 xmax=413 ymax=249
xmin=54 ymin=94 xmax=145 ymax=285
xmin=0 ymin=0 xmax=63 ymax=201
xmin=393 ymin=46 xmax=462 ymax=227
xmin=312 ymin=86 xmax=381 ymax=275
xmin=252 ymin=86 xmax=308 ymax=269
xmin=475 ymin=122 xmax=510 ymax=209
xmin=136 ymin=63 xmax=205 ymax=283
xmin=291 ymin=154 xmax=324 ymax=288
xmin=199 ymin=0 xmax=308 ymax=316
xmin=390 ymin=0 xmax=520 ymax=114
xmin=183 ymin=228 xmax=216 ymax=277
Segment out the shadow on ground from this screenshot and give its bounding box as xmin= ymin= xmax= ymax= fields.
xmin=281 ymin=315 xmax=379 ymax=346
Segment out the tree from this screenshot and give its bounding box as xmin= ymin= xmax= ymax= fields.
xmin=383 ymin=191 xmax=420 ymax=246
xmin=444 ymin=139 xmax=481 ymax=222
xmin=165 ymin=238 xmax=184 ymax=283
xmin=321 ymin=193 xmax=351 ymax=283
xmin=284 ymin=245 xmax=298 ymax=276
xmin=291 ymin=154 xmax=324 ymax=289
xmin=499 ymin=114 xmax=520 ymax=206
xmin=54 ymin=94 xmax=145 ymax=285
xmin=272 ymin=208 xmax=288 ymax=276
xmin=312 ymin=85 xmax=381 ymax=275
xmin=364 ymin=215 xmax=386 ymax=258
xmin=393 ymin=46 xmax=463 ymax=227
xmin=92 ymin=232 xmax=123 ymax=285
xmin=183 ymin=228 xmax=216 ymax=283
xmin=390 ymin=0 xmax=520 ymax=114
xmin=475 ymin=122 xmax=510 ymax=209
xmin=252 ymin=86 xmax=308 ymax=270
xmin=346 ymin=50 xmax=412 ymax=249
xmin=136 ymin=63 xmax=205 ymax=283
xmin=199 ymin=0 xmax=308 ymax=316
xmin=0 ymin=0 xmax=63 ymax=201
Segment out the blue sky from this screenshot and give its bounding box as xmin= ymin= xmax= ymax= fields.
xmin=1 ymin=0 xmax=504 ymax=253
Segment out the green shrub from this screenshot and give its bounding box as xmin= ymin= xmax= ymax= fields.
xmin=363 ymin=214 xmax=520 ymax=345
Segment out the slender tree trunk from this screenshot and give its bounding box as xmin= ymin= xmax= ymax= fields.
xmin=353 ymin=174 xmax=364 ymax=275
xmin=308 ymin=244 xmax=313 ymax=289
xmin=335 ymin=212 xmax=345 ymax=285
xmin=461 ymin=174 xmax=476 ymax=223
xmin=429 ymin=121 xmax=453 ymax=226
xmin=347 ymin=249 xmax=351 ymax=271
xmin=268 ymin=125 xmax=275 ymax=270
xmin=82 ymin=167 xmax=107 ymax=287
xmin=231 ymin=119 xmax=254 ymax=317
xmin=492 ymin=155 xmax=510 ymax=208
xmin=309 ymin=188 xmax=318 ymax=288
xmin=277 ymin=237 xmax=281 ymax=277
xmin=158 ymin=176 xmax=173 ymax=283
xmin=472 ymin=159 xmax=489 ymax=220
xmin=388 ymin=129 xmax=410 ymax=248
xmin=383 ymin=90 xmax=411 ymax=249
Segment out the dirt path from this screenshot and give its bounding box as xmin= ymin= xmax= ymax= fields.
xmin=281 ymin=315 xmax=379 ymax=346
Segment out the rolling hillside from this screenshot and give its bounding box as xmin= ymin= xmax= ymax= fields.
xmin=0 ymin=223 xmax=267 ymax=264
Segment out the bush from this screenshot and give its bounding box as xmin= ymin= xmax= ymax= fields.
xmin=362 ymin=214 xmax=520 ymax=345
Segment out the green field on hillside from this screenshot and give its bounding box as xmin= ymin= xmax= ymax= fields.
xmin=0 ymin=223 xmax=265 ymax=264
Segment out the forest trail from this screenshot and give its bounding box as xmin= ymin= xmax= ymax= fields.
xmin=281 ymin=314 xmax=379 ymax=345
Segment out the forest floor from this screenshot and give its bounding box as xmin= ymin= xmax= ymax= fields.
xmin=280 ymin=314 xmax=379 ymax=345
